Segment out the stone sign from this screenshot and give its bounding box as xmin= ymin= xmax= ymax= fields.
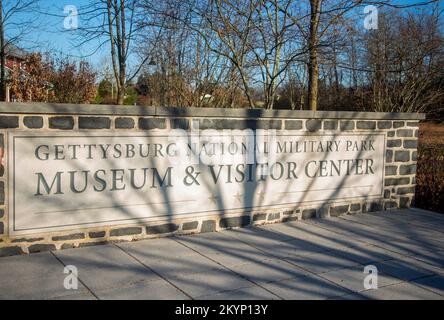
xmin=8 ymin=130 xmax=385 ymax=235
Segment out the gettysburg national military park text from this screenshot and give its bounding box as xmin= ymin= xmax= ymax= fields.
xmin=33 ymin=134 xmax=377 ymax=196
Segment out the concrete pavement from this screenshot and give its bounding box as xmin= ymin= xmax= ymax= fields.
xmin=0 ymin=208 xmax=443 ymax=300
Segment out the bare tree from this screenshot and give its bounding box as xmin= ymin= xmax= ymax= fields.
xmin=0 ymin=0 xmax=39 ymax=101
xmin=73 ymin=0 xmax=146 ymax=105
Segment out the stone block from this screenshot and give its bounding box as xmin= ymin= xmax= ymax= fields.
xmin=219 ymin=216 xmax=251 ymax=228
xmin=138 ymin=118 xmax=166 ymax=130
xmin=115 ymin=117 xmax=135 ymax=129
xmin=357 ymin=121 xmax=376 ymax=130
xmin=306 ymin=119 xmax=322 ymax=132
xmin=182 ymin=221 xmax=198 ymax=231
xmin=28 ymin=244 xmax=56 ymax=253
xmin=89 ymin=231 xmax=106 ymax=238
xmin=340 ymin=120 xmax=355 ymax=131
xmin=79 ymin=117 xmax=111 ymax=129
xmin=385 ymin=178 xmax=410 ymax=186
xmin=171 ymin=118 xmax=189 ymax=130
xmin=397 ymin=187 xmax=415 ymax=195
xmin=285 ymin=120 xmax=303 ymax=130
xmin=323 ymin=120 xmax=338 ymax=130
xmin=52 ymin=233 xmax=85 ymax=241
xmin=330 ymin=205 xmax=349 ymax=217
xmin=395 ymin=151 xmax=410 ymax=162
xmin=0 ymin=116 xmax=19 ymax=128
xmin=397 ymin=129 xmax=413 ymax=137
xmin=302 ymin=209 xmax=316 ymax=219
xmin=253 ymin=213 xmax=267 ymax=222
xmin=393 ymin=121 xmax=404 ymax=128
xmin=400 ymin=164 xmax=417 ymax=175
xmin=378 ymin=121 xmax=392 ymax=129
xmin=201 ymin=220 xmax=216 ymax=233
xmin=110 ymin=227 xmax=142 ymax=237
xmin=385 ymin=166 xmax=397 ymax=176
xmin=267 ymin=212 xmax=281 ymax=221
xmin=387 ymin=139 xmax=402 ymax=148
xmin=49 ymin=116 xmax=74 ymax=130
xmin=0 ymin=246 xmax=24 ymax=257
xmin=146 ymin=223 xmax=178 ymax=234
xmin=403 ymin=140 xmax=418 ymax=149
xmin=24 ymin=116 xmax=44 ymax=129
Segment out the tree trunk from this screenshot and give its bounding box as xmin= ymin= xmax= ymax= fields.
xmin=307 ymin=0 xmax=322 ymax=111
xmin=0 ymin=0 xmax=5 ymax=102
xmin=117 ymin=85 xmax=124 ymax=105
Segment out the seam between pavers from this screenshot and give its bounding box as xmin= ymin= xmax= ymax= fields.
xmin=408 ymin=275 xmax=444 ymax=298
xmin=112 ymin=243 xmax=193 ymax=300
xmin=408 ymin=208 xmax=444 ymax=221
xmin=336 ymin=214 xmax=444 ymax=255
xmin=298 ymin=218 xmax=444 ymax=295
xmin=250 ymin=226 xmax=440 ymax=298
xmin=171 ymin=236 xmax=284 ymax=300
xmin=303 ymin=218 xmax=415 ymax=256
xmin=339 ymin=215 xmax=444 ymax=238
xmin=357 ymin=278 xmax=444 ymax=299
xmin=339 ymin=213 xmax=444 ymax=240
xmin=258 ymin=223 xmax=397 ymax=266
xmin=403 ymin=275 xmax=444 ymax=298
xmin=49 ymin=251 xmax=99 ymax=300
xmin=230 ymin=222 xmax=426 ymax=296
xmin=195 ymin=227 xmax=358 ymax=298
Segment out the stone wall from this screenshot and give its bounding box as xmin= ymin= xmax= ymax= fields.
xmin=0 ymin=103 xmax=425 ymax=257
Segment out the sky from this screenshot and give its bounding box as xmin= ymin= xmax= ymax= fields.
xmin=10 ymin=0 xmax=110 ymax=73
xmin=6 ymin=0 xmax=443 ymax=77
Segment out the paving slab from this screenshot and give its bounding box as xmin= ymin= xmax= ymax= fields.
xmin=283 ymin=249 xmax=361 ymax=274
xmin=133 ymin=251 xmax=225 ymax=278
xmin=372 ymin=256 xmax=439 ymax=281
xmin=340 ymin=214 xmax=444 ymax=240
xmin=95 ymin=279 xmax=190 ymax=300
xmin=409 ymin=250 xmax=444 ymax=269
xmin=0 ymin=252 xmax=90 ymax=300
xmin=166 ymin=268 xmax=254 ymax=298
xmin=312 ymin=217 xmax=414 ymax=244
xmin=264 ymin=222 xmax=361 ymax=252
xmin=223 ymin=227 xmax=293 ymax=248
xmin=264 ymin=221 xmax=350 ymax=243
xmin=241 ymin=237 xmax=332 ymax=260
xmin=388 ymin=209 xmax=444 ymax=225
xmin=0 ymin=252 xmax=64 ymax=281
xmin=329 ymin=243 xmax=404 ymax=265
xmin=411 ymin=275 xmax=444 ymax=296
xmin=340 ymin=215 xmax=444 ymax=249
xmin=52 ymin=292 xmax=98 ymax=300
xmin=332 ymin=292 xmax=369 ymax=300
xmin=305 ymin=219 xmax=390 ymax=246
xmin=54 ymin=244 xmax=161 ymax=291
xmin=0 ymin=274 xmax=90 ymax=300
xmin=117 ymin=237 xmax=197 ymax=260
xmin=196 ymin=285 xmax=280 ymax=300
xmin=203 ymin=249 xmax=272 ymax=268
xmin=359 ymin=282 xmax=443 ymax=300
xmin=228 ymin=225 xmax=297 ymax=242
xmin=174 ymin=231 xmax=246 ymax=255
xmin=320 ymin=265 xmax=402 ymax=292
xmin=1 ymin=209 xmax=443 ymax=300
xmin=309 ymin=218 xmax=443 ymax=255
xmin=227 ymin=258 xmax=310 ymax=284
xmin=261 ymin=274 xmax=352 ymax=300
